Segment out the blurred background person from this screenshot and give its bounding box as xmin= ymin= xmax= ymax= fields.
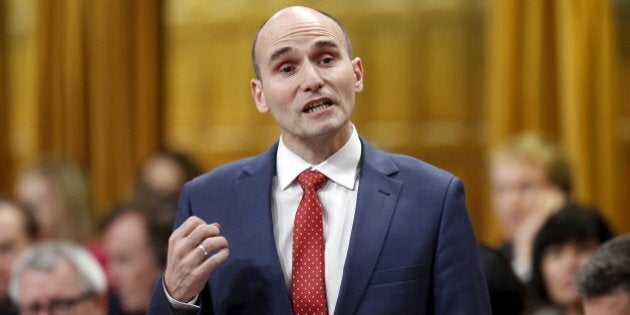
xmin=577 ymin=234 xmax=630 ymax=315
xmin=0 ymin=198 xmax=38 ymax=315
xmin=13 ymin=158 xmax=105 ymax=268
xmin=489 ymin=133 xmax=573 ymax=282
xmin=14 ymin=158 xmax=95 ymax=243
xmin=527 ymin=204 xmax=612 ymax=315
xmin=8 ymin=241 xmax=107 ymax=315
xmin=101 ymin=200 xmax=174 ymax=315
xmin=132 ymin=149 xmax=202 ymax=206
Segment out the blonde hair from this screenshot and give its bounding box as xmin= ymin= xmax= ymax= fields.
xmin=491 ymin=133 xmax=572 ymax=195
xmin=23 ymin=159 xmax=94 ymax=242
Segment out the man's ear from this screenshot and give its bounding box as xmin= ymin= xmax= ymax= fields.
xmin=352 ymin=57 xmax=364 ymax=93
xmin=250 ymin=78 xmax=269 ymax=113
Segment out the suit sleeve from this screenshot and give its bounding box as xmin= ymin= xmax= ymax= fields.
xmin=147 ymin=182 xmax=213 ymax=315
xmin=433 ymin=177 xmax=491 ymax=314
xmin=147 ymin=274 xmax=199 ymax=315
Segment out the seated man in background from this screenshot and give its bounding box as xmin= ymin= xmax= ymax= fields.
xmin=8 ymin=241 xmax=107 ymax=315
xmin=577 ymin=234 xmax=630 ymax=315
xmin=102 ymin=200 xmax=174 ymax=315
xmin=0 ymin=198 xmax=39 ymax=315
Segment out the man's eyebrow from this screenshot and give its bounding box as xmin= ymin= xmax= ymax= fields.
xmin=268 ymin=40 xmax=340 ymax=66
xmin=314 ymin=40 xmax=339 ymax=50
xmin=269 ymin=47 xmax=294 ymax=65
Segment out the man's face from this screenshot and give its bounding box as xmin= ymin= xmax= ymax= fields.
xmin=583 ymin=290 xmax=630 ymax=315
xmin=103 ymin=212 xmax=161 ymax=313
xmin=0 ymin=203 xmax=31 ymax=303
xmin=19 ymin=260 xmax=104 ymax=315
xmin=140 ymin=156 xmax=186 ymax=200
xmin=251 ymin=7 xmax=363 ymax=146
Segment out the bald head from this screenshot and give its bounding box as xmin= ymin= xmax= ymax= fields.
xmin=251 ymin=6 xmax=352 ymax=79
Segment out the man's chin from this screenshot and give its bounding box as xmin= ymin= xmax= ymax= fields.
xmin=306 ymin=119 xmax=350 ymax=136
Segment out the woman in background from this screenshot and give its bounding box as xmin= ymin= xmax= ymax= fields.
xmin=15 ymin=158 xmax=95 ymax=243
xmin=489 ymin=133 xmax=572 ymax=282
xmin=527 ymin=204 xmax=612 ymax=315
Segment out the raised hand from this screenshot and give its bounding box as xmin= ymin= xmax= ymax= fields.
xmin=163 ymin=216 xmax=229 ymax=302
xmin=512 ymin=185 xmax=566 ymax=279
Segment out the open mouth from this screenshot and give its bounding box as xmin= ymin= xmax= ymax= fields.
xmin=303 ymin=99 xmax=334 ymax=114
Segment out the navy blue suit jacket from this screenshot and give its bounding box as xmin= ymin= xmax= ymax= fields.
xmin=148 ymin=139 xmax=491 ymax=314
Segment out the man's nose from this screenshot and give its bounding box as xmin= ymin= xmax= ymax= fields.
xmin=300 ymin=62 xmax=324 ymax=92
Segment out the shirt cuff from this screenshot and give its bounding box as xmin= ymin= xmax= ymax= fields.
xmin=163 ymin=278 xmax=201 ymax=310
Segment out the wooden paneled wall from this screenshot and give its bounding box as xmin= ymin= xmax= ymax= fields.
xmin=2 ymin=0 xmax=628 ymax=244
xmin=0 ymin=0 xmax=8 ymax=194
xmin=1 ymin=0 xmax=162 ymax=214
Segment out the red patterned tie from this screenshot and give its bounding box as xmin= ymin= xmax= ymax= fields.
xmin=291 ymin=170 xmax=329 ymax=315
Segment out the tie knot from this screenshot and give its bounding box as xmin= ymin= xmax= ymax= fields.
xmin=297 ymin=170 xmax=328 ymax=190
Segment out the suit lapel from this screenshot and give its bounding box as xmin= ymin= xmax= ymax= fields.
xmin=232 ymin=143 xmax=293 ymax=314
xmin=229 ymin=139 xmax=401 ymax=314
xmin=334 ymin=140 xmax=402 ymax=315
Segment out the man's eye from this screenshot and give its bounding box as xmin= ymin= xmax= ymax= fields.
xmin=320 ymin=57 xmax=334 ymax=64
xmin=279 ymin=65 xmax=295 ymax=73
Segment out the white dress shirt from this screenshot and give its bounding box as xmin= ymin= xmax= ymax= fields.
xmin=166 ymin=127 xmax=361 ymax=314
xmin=274 ymin=126 xmax=360 ymax=314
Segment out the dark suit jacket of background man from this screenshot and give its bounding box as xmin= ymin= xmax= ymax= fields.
xmin=149 ymin=138 xmax=491 ymax=314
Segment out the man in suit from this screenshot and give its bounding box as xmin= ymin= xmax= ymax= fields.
xmin=149 ymin=6 xmax=490 ymax=314
xmin=577 ymin=234 xmax=630 ymax=315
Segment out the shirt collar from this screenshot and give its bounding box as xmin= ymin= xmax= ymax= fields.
xmin=276 ymin=125 xmax=361 ymax=191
